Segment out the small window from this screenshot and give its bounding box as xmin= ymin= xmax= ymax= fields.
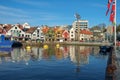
xmin=37 ymin=30 xmax=39 ymax=33
xmin=22 ymin=34 xmax=24 ymax=37
xmin=33 ymin=34 xmax=36 ymax=36
xmin=15 ymin=27 xmax=17 ymax=29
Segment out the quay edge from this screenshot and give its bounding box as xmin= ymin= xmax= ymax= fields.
xmin=22 ymin=41 xmax=112 ymax=47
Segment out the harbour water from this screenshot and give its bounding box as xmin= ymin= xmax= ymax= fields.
xmin=0 ymin=45 xmax=108 ymax=80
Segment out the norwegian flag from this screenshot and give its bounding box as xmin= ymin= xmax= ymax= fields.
xmin=106 ymin=0 xmax=113 ymax=16
xmin=110 ymin=0 xmax=113 ymax=3
xmin=112 ymin=0 xmax=115 ymax=11
xmin=110 ymin=10 xmax=115 ymax=23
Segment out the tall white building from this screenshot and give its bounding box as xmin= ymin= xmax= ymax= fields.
xmin=72 ymin=20 xmax=88 ymax=30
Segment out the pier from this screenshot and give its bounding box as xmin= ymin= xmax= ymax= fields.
xmin=105 ymin=46 xmax=120 ymax=80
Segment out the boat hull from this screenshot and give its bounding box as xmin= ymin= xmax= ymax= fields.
xmin=0 ymin=41 xmax=13 ymax=48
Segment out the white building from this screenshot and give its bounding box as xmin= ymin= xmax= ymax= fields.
xmin=71 ymin=20 xmax=90 ymax=41
xmin=69 ymin=28 xmax=75 ymax=41
xmin=27 ymin=27 xmax=44 ymax=41
xmin=72 ymin=20 xmax=88 ymax=30
xmin=23 ymin=23 xmax=30 ymax=29
xmin=7 ymin=24 xmax=25 ymax=40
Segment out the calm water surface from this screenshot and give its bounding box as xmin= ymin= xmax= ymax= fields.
xmin=0 ymin=45 xmax=108 ymax=80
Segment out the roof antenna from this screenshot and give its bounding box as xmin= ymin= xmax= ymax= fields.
xmin=75 ymin=13 xmax=81 ymax=21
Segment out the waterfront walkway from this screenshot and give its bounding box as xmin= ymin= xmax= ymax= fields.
xmin=114 ymin=47 xmax=120 ymax=80
xmin=64 ymin=41 xmax=112 ymax=46
xmin=24 ymin=41 xmax=112 ymax=46
xmin=105 ymin=46 xmax=120 ymax=80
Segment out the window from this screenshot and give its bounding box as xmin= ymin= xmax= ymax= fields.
xmin=37 ymin=30 xmax=39 ymax=33
xmin=33 ymin=34 xmax=36 ymax=36
xmin=15 ymin=27 xmax=17 ymax=29
xmin=22 ymin=34 xmax=24 ymax=37
xmin=19 ymin=34 xmax=21 ymax=37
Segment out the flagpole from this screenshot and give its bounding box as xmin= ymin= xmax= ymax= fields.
xmin=114 ymin=0 xmax=116 ymax=47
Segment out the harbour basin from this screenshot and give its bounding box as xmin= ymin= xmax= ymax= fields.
xmin=0 ymin=45 xmax=108 ymax=80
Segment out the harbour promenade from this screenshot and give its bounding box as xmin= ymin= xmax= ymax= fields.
xmin=114 ymin=47 xmax=120 ymax=80
xmin=105 ymin=46 xmax=120 ymax=80
xmin=22 ymin=41 xmax=112 ymax=47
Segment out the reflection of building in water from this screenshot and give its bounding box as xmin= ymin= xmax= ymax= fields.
xmin=11 ymin=48 xmax=22 ymax=62
xmin=42 ymin=46 xmax=69 ymax=60
xmin=37 ymin=48 xmax=43 ymax=61
xmin=69 ymin=46 xmax=90 ymax=66
xmin=79 ymin=46 xmax=90 ymax=64
xmin=42 ymin=46 xmax=54 ymax=59
xmin=55 ymin=47 xmax=63 ymax=60
xmin=91 ymin=47 xmax=100 ymax=56
xmin=0 ymin=52 xmax=11 ymax=63
xmin=69 ymin=46 xmax=76 ymax=63
xmin=69 ymin=46 xmax=90 ymax=73
xmin=31 ymin=47 xmax=43 ymax=61
xmin=11 ymin=48 xmax=31 ymax=65
xmin=0 ymin=47 xmax=44 ymax=64
xmin=62 ymin=46 xmax=69 ymax=58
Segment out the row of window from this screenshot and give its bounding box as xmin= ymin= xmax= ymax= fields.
xmin=11 ymin=30 xmax=21 ymax=33
xmin=76 ymin=25 xmax=88 ymax=26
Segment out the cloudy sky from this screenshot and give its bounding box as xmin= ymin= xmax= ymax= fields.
xmin=0 ymin=0 xmax=120 ymax=27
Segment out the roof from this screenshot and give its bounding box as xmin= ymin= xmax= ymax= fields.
xmin=26 ymin=27 xmax=37 ymax=33
xmin=16 ymin=24 xmax=24 ymax=30
xmin=3 ymin=24 xmax=12 ymax=32
xmin=80 ymin=29 xmax=93 ymax=35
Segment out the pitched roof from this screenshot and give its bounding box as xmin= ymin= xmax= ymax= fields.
xmin=0 ymin=28 xmax=3 ymax=33
xmin=26 ymin=27 xmax=37 ymax=33
xmin=80 ymin=29 xmax=93 ymax=35
xmin=3 ymin=24 xmax=12 ymax=32
xmin=42 ymin=26 xmax=49 ymax=34
xmin=16 ymin=24 xmax=24 ymax=30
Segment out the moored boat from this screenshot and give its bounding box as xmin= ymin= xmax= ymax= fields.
xmin=0 ymin=34 xmax=13 ymax=48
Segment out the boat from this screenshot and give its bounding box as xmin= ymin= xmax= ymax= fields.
xmin=0 ymin=34 xmax=13 ymax=48
xmin=12 ymin=41 xmax=23 ymax=47
xmin=99 ymin=46 xmax=112 ymax=54
xmin=0 ymin=48 xmax=12 ymax=52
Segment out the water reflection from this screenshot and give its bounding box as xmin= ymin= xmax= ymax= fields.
xmin=0 ymin=45 xmax=108 ymax=80
xmin=69 ymin=46 xmax=91 ymax=72
xmin=0 ymin=46 xmax=106 ymax=66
